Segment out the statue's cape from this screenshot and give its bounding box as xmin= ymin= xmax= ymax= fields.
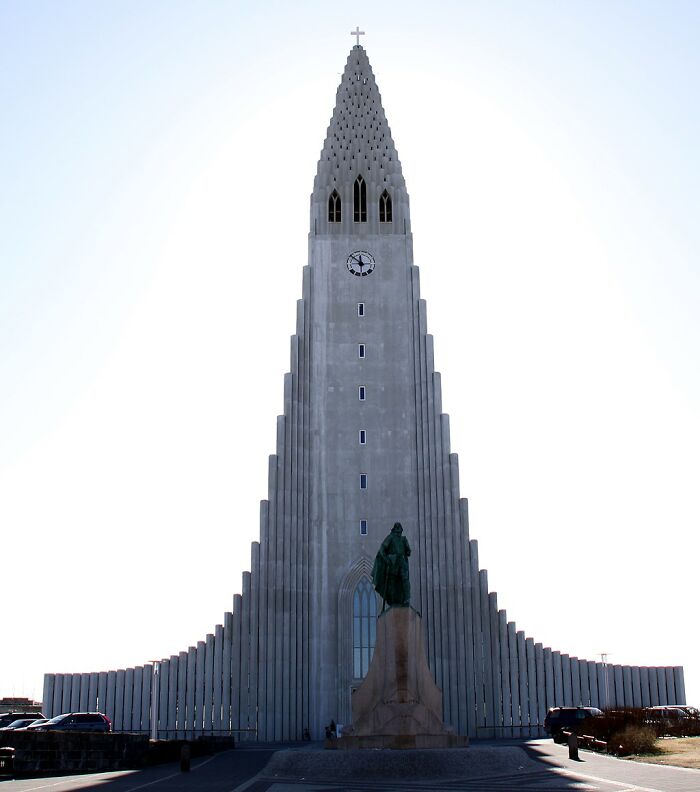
xmin=371 ymin=552 xmax=389 ymax=600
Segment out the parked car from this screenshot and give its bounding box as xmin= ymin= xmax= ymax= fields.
xmin=544 ymin=706 xmax=604 ymax=742
xmin=0 ymin=712 xmax=44 ymax=729
xmin=644 ymin=705 xmax=700 ymax=736
xmin=26 ymin=713 xmax=112 ymax=733
xmin=0 ymin=718 xmax=42 ymax=731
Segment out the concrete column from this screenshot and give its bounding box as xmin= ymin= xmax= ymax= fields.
xmin=674 ymin=667 xmax=686 ymax=705
xmin=97 ymin=672 xmax=108 ymax=716
xmin=248 ymin=544 xmax=259 ymax=738
xmin=66 ymin=675 xmax=76 ymax=712
xmin=132 ymin=667 xmax=143 ymax=732
xmin=479 ymin=570 xmax=494 ymax=737
xmin=570 ymin=658 xmax=581 ymax=705
xmin=158 ymin=660 xmax=169 ymax=739
xmin=43 ymin=675 xmax=54 ymax=718
xmin=167 ymin=655 xmax=178 ymax=738
xmin=526 ymin=638 xmax=537 ymax=736
xmin=79 ymin=673 xmax=89 ymax=712
xmin=499 ymin=610 xmax=512 ymax=738
xmin=176 ymin=652 xmax=187 ymax=738
xmin=232 ymin=594 xmax=242 ymax=735
xmin=640 ymin=666 xmax=651 ymax=707
xmin=665 ymin=667 xmax=676 ymax=704
xmin=195 ymin=641 xmax=206 ymax=735
xmin=461 ymin=502 xmax=476 ymax=738
xmin=613 ymin=665 xmax=624 ymax=708
xmin=88 ymin=672 xmax=99 ymax=713
xmin=517 ymin=631 xmax=528 ymax=736
xmin=579 ymin=658 xmax=590 ymax=706
xmin=657 ymin=666 xmax=669 ymax=705
xmin=185 ymin=647 xmax=196 ymax=738
xmin=273 ymin=418 xmax=285 ymax=742
xmin=535 ymin=643 xmax=546 ymax=736
xmin=52 ymin=674 xmax=63 ymax=717
xmin=622 ymin=666 xmax=633 ymax=708
xmin=552 ymin=651 xmax=563 ymax=706
xmin=648 ymin=666 xmax=660 ymax=706
xmin=597 ymin=663 xmax=609 ymax=710
xmin=222 ymin=613 xmax=233 ymax=736
xmin=451 ymin=459 xmax=469 ymax=737
xmin=70 ymin=673 xmax=81 ymax=712
xmin=123 ymin=668 xmax=134 ymax=731
xmin=280 ymin=374 xmax=293 ymax=742
xmin=543 ymin=648 xmax=554 ymax=712
xmin=508 ymin=622 xmax=519 ymax=731
xmin=630 ymin=666 xmax=641 ymax=708
xmin=213 ymin=627 xmax=223 ymax=735
xmin=489 ymin=592 xmax=501 ymax=738
xmin=204 ymin=633 xmax=215 ymax=733
xmin=587 ymin=661 xmax=598 ymax=708
xmin=561 ymin=655 xmax=572 ymax=706
xmin=470 ymin=540 xmax=484 ymax=734
xmin=256 ymin=501 xmax=270 ymax=741
xmin=240 ymin=573 xmax=251 ymax=738
xmin=264 ymin=457 xmax=277 ymax=741
xmin=441 ymin=414 xmax=459 ymax=731
xmin=140 ymin=665 xmax=152 ymax=735
xmin=106 ymin=671 xmax=117 ymax=727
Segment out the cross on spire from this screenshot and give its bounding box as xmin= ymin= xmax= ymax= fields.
xmin=351 ymin=26 xmax=365 ymax=47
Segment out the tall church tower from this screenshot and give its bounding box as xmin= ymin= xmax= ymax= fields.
xmin=42 ymin=44 xmax=685 ymax=743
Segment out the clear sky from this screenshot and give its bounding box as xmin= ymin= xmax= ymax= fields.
xmin=2 ymin=1 xmax=698 ymax=708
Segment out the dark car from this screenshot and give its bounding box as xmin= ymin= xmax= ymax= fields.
xmin=0 ymin=717 xmax=43 ymax=731
xmin=0 ymin=712 xmax=44 ymax=729
xmin=26 ymin=713 xmax=111 ymax=733
xmin=544 ymin=706 xmax=603 ymax=742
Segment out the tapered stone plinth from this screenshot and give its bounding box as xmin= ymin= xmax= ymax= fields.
xmin=336 ymin=607 xmax=468 ymax=749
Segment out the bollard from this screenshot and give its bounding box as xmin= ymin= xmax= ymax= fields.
xmin=180 ymin=742 xmax=191 ymax=773
xmin=0 ymin=746 xmax=15 ymax=779
xmin=567 ymin=731 xmax=579 ymax=760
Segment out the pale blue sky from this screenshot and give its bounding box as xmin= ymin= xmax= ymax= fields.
xmin=1 ymin=1 xmax=698 ymax=706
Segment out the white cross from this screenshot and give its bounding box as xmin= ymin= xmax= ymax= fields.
xmin=351 ymin=27 xmax=365 ymax=47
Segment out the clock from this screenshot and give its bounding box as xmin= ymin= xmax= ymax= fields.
xmin=346 ymin=250 xmax=375 ymax=277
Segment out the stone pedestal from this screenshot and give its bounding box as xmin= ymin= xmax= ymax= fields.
xmin=337 ymin=607 xmax=468 ymax=749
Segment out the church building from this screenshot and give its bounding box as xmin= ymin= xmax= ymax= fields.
xmin=42 ymin=43 xmax=685 ymax=741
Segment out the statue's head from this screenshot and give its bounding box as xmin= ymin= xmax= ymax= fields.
xmin=392 ymin=522 xmax=403 ymax=535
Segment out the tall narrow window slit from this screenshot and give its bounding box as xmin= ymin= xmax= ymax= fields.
xmin=379 ymin=189 xmax=392 ymax=222
xmin=354 ymin=174 xmax=367 ymax=222
xmin=328 ymin=190 xmax=341 ymax=223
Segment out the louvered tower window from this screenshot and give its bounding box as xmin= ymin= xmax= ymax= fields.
xmin=328 ymin=190 xmax=341 ymax=222
xmin=379 ymin=189 xmax=392 ymax=222
xmin=353 ymin=175 xmax=367 ymax=222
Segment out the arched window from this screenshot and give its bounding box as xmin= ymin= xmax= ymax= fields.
xmin=353 ymin=175 xmax=367 ymax=222
xmin=352 ymin=578 xmax=378 ymax=679
xmin=328 ymin=190 xmax=341 ymax=223
xmin=379 ymin=189 xmax=392 ymax=223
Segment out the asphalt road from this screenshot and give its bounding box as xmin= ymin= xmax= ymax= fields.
xmin=2 ymin=740 xmax=699 ymax=792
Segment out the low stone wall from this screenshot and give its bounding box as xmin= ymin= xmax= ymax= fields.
xmin=0 ymin=732 xmax=150 ymax=774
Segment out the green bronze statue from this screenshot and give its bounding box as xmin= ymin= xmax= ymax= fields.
xmin=372 ymin=522 xmax=411 ymax=609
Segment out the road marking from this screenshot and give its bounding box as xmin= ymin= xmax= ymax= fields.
xmin=121 ymin=752 xmax=223 ymax=791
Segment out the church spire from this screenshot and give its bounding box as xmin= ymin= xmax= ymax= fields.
xmin=311 ymin=46 xmax=410 ymax=236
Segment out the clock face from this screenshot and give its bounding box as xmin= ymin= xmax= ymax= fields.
xmin=346 ymin=250 xmax=376 ymax=277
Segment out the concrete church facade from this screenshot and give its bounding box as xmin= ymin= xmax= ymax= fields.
xmin=43 ymin=45 xmax=685 ymax=741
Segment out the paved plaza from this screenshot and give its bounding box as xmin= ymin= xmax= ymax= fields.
xmin=2 ymin=741 xmax=699 ymax=792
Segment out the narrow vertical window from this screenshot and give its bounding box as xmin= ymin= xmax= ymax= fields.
xmin=358 ymin=343 xmax=365 ymax=359
xmin=353 ymin=174 xmax=367 ymax=222
xmin=360 ymin=519 xmax=368 ymax=535
xmin=379 ymin=189 xmax=392 ymax=222
xmin=360 ymin=473 xmax=367 ymax=489
xmin=357 ymin=302 xmax=365 ymax=317
xmin=328 ymin=189 xmax=341 ymax=222
xmin=359 ymin=429 xmax=366 ymax=445
xmin=358 ymin=386 xmax=366 ymax=401
xmin=353 ymin=578 xmax=377 ymax=678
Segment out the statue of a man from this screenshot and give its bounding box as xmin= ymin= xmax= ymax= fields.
xmin=372 ymin=522 xmax=411 ymax=608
